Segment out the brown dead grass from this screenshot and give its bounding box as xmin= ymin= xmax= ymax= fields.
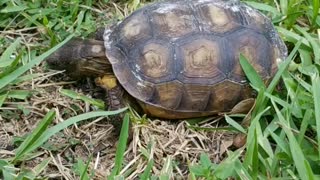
xmin=0 ymin=66 xmax=236 ymax=179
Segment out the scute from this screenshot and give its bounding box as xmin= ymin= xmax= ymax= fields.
xmin=112 ymin=63 xmax=155 ymax=102
xmin=103 ymin=0 xmax=287 ymax=119
xmin=136 ymin=41 xmax=173 ymax=81
xmin=176 ymin=36 xmax=226 ymax=84
xmin=152 ymin=81 xmax=184 ymax=109
xmin=208 ymin=80 xmax=244 ymax=112
xmin=196 ymin=3 xmax=241 ymax=34
xmin=179 ymin=84 xmax=211 ymax=111
xmin=226 ymin=29 xmax=273 ymax=81
xmin=149 ymin=2 xmax=198 ymax=39
xmin=118 ymin=11 xmax=152 ymax=49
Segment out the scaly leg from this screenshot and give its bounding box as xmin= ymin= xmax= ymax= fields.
xmin=95 ymin=75 xmax=128 ymax=135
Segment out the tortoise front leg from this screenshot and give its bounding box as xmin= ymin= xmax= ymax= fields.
xmin=95 ymin=75 xmax=128 ymax=135
xmin=95 ymin=75 xmax=126 ymax=111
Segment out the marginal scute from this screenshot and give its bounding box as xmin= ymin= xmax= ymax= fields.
xmin=179 ymin=84 xmax=211 ymax=111
xmin=120 ymin=12 xmax=152 ymax=48
xmin=208 ymin=80 xmax=243 ymax=112
xmin=112 ymin=63 xmax=131 ymax=84
xmin=242 ymin=7 xmax=268 ymax=32
xmin=227 ymin=29 xmax=271 ymax=81
xmin=197 ymin=3 xmax=240 ymax=33
xmin=271 ymin=46 xmax=281 ymax=75
xmin=114 ymin=63 xmax=155 ymax=101
xmin=135 ymin=81 xmax=155 ymax=101
xmin=150 ymin=3 xmax=197 ymax=38
xmin=153 ymin=81 xmax=183 ymax=110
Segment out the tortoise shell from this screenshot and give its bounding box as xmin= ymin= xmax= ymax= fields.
xmin=103 ymin=0 xmax=287 ymax=119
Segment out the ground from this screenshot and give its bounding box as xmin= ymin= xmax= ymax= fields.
xmin=0 ymin=51 xmax=236 ymax=179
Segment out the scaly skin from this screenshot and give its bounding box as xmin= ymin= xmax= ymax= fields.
xmin=46 ymin=38 xmax=112 ymax=78
xmin=46 ymin=38 xmax=129 ymax=135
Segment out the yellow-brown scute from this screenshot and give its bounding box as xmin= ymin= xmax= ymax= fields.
xmin=181 ymin=39 xmax=222 ymax=78
xmin=140 ymin=43 xmax=170 ymax=78
xmin=198 ymin=3 xmax=240 ymax=33
xmin=152 ymin=7 xmax=196 ymax=38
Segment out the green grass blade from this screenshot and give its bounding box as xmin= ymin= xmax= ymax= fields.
xmin=268 ymin=129 xmax=290 ymax=155
xmin=10 ymin=73 xmax=43 ymax=85
xmin=0 ymin=52 xmax=23 ymax=79
xmin=305 ymin=160 xmax=316 ymax=180
xmin=277 ymin=27 xmax=309 ymax=47
xmin=109 ymin=113 xmax=130 ymax=179
xmin=0 ymin=4 xmax=27 ymax=13
xmin=21 ymin=158 xmax=51 ymax=179
xmin=139 ymin=159 xmax=154 ymax=180
xmin=215 ymin=149 xmax=244 ymax=179
xmin=60 ymin=89 xmax=105 ymax=109
xmin=263 ymin=92 xmax=290 ymax=108
xmin=159 ymin=156 xmax=173 ymax=180
xmin=298 ymin=109 xmax=313 ymax=143
xmin=251 ymin=129 xmax=259 ymax=179
xmin=20 ymin=12 xmax=43 ymax=27
xmin=33 ymin=158 xmax=51 ymax=177
xmin=7 ymin=90 xmax=31 ymax=100
xmin=79 ymin=156 xmax=92 ymax=180
xmin=0 ymin=92 xmax=8 ymax=107
xmin=0 ymin=38 xmax=21 ymax=68
xmin=244 ymin=1 xmax=281 ymax=18
xmin=200 ymin=153 xmax=213 ymax=168
xmin=255 ymin=121 xmax=274 ymax=158
xmin=74 ymin=158 xmax=87 ymax=179
xmin=294 ymin=25 xmax=320 ymax=64
xmin=14 ymin=110 xmax=56 ymax=161
xmin=266 ymin=40 xmax=302 ymax=93
xmin=311 ymin=0 xmax=320 ymax=27
xmin=0 ymin=34 xmax=74 ymax=90
xmin=32 ymin=108 xmax=127 ymax=156
xmin=311 ymin=73 xmax=320 ymax=159
xmin=0 ymin=160 xmax=16 ymax=180
xmin=225 ymin=114 xmax=246 ymax=133
xmin=271 ymin=100 xmax=315 ymax=180
xmin=291 ymin=74 xmax=312 ymax=92
xmin=73 ymin=158 xmax=91 ymax=180
xmin=239 ymin=54 xmax=266 ymax=90
xmin=234 ymin=159 xmax=252 ymax=180
xmin=299 ymin=49 xmax=313 ymax=66
xmin=244 ymin=107 xmax=270 ymax=168
xmin=76 ymin=10 xmax=85 ymax=32
xmin=279 ymin=0 xmax=288 ymax=15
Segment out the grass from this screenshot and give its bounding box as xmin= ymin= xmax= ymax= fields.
xmin=0 ymin=0 xmax=320 ymax=179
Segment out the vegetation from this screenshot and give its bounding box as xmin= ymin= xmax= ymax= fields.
xmin=0 ymin=0 xmax=319 ymax=179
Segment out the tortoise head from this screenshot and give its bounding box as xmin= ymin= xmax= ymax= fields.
xmin=46 ymin=38 xmax=113 ymax=78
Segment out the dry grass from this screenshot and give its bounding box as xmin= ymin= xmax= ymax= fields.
xmin=0 ymin=65 xmax=235 ymax=179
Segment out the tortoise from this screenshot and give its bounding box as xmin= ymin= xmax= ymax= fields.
xmin=47 ymin=0 xmax=287 ymax=120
